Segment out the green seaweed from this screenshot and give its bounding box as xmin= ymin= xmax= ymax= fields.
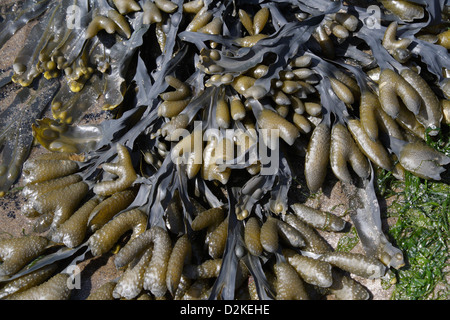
xmin=0 ymin=0 xmax=449 ymax=300
xmin=336 ymin=226 xmax=360 ymax=252
xmin=387 ymin=175 xmax=449 ymax=300
xmin=377 ymin=127 xmax=450 ymax=299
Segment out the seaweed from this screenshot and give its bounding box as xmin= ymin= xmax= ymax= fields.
xmin=0 ymin=0 xmax=52 ymax=49
xmin=0 ymin=78 xmax=60 ymax=195
xmin=0 ymin=0 xmax=449 ymax=300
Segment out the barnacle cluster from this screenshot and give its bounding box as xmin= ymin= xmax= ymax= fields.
xmin=0 ymin=0 xmax=449 ymax=300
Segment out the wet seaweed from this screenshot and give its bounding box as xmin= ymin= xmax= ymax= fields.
xmin=0 ymin=0 xmax=449 ymax=300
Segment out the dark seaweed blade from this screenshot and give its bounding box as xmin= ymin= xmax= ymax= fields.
xmin=0 ymin=78 xmax=60 ymax=195
xmin=345 ymin=167 xmax=405 ymax=269
xmin=133 ymin=55 xmax=154 ymax=108
xmin=209 ymin=187 xmax=240 ymax=300
xmin=352 ymin=23 xmax=403 ymax=71
xmin=267 ymin=155 xmax=292 ymax=215
xmin=145 ymin=159 xmax=181 ymax=229
xmin=100 ymin=12 xmax=151 ymax=110
xmin=50 ymin=73 xmax=105 ymax=124
xmin=0 ymin=71 xmax=13 ymax=90
xmin=77 ymin=40 xmax=189 ymax=181
xmin=241 ymin=253 xmax=275 ymax=300
xmin=0 ymin=0 xmax=51 ymax=48
xmin=0 ymin=242 xmax=89 ymax=283
xmin=269 ymin=0 xmax=342 ymax=16
xmin=309 ymin=57 xmax=349 ymax=125
xmin=409 ymin=38 xmax=450 ymax=85
xmin=335 ymin=41 xmax=377 ymax=69
xmin=10 ymin=1 xmax=63 ymax=87
xmin=237 ymin=173 xmax=277 ymax=217
xmin=193 ymin=177 xmax=224 ymax=209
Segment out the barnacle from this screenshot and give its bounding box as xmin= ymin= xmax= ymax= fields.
xmin=0 ymin=0 xmax=449 ymax=301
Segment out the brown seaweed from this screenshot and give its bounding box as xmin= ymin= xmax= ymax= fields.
xmin=0 ymin=0 xmax=449 ymax=301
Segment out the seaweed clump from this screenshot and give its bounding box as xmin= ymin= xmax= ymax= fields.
xmin=0 ymin=0 xmax=449 ymax=300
